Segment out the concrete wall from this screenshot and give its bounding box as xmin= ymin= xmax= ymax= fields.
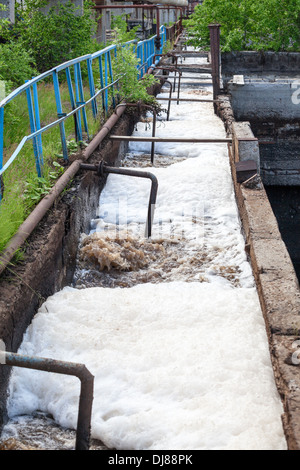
xmin=220 ymin=51 xmax=300 ymax=186
xmin=227 ymin=79 xmax=300 ymax=122
xmin=217 ymin=93 xmax=300 ymax=450
xmin=222 ymin=51 xmax=300 ymax=76
xmin=221 ymin=51 xmax=300 ymax=121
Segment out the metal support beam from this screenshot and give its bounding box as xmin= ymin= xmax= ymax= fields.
xmin=109 ymin=136 xmax=232 ymax=143
xmin=157 ymin=97 xmax=220 ymax=103
xmin=208 ymin=24 xmax=221 ymax=106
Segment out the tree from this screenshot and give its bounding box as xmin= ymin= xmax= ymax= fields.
xmin=12 ymin=0 xmax=99 ymax=73
xmin=184 ymin=0 xmax=300 ymax=51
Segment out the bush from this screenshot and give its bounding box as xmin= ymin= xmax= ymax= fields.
xmin=0 ymin=42 xmax=37 ymax=87
xmin=110 ymin=15 xmax=139 ymax=43
xmin=13 ymin=0 xmax=100 ymax=73
xmin=112 ymin=44 xmax=159 ymax=106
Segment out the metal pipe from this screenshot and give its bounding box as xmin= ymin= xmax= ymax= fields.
xmin=114 ymin=102 xmax=157 ymax=164
xmin=80 ymin=162 xmax=158 ymax=238
xmin=109 ymin=136 xmax=232 ymax=143
xmin=160 ymin=79 xmax=173 ymax=121
xmin=157 ymin=97 xmax=220 ymax=102
xmin=3 ymin=351 xmax=94 ymax=451
xmin=153 ymin=66 xmax=182 ymax=102
xmin=208 ymin=24 xmax=221 ymax=107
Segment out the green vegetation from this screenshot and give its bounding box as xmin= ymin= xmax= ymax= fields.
xmin=184 ymin=0 xmax=300 ymax=52
xmin=0 ymin=81 xmax=101 ymax=255
xmin=111 ymin=14 xmax=139 ymax=43
xmin=112 ymin=43 xmax=159 ymax=107
xmin=2 ymin=0 xmax=100 ymax=76
xmin=0 ymin=4 xmax=163 ymax=260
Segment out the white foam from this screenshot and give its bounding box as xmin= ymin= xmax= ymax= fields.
xmin=7 ymin=282 xmax=286 ymax=450
xmin=5 ymin=55 xmax=287 ymax=450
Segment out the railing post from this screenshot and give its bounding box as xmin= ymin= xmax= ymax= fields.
xmin=32 ymin=82 xmax=44 ymax=171
xmin=107 ymin=50 xmax=116 ymax=108
xmin=104 ymin=52 xmax=109 ymax=114
xmin=208 ymin=23 xmax=221 ymax=109
xmin=98 ymin=55 xmax=105 ymax=112
xmin=74 ymin=64 xmax=83 ymax=142
xmin=87 ymin=57 xmax=98 ymax=119
xmin=0 ymin=107 xmax=4 ymax=201
xmin=76 ymin=63 xmax=89 ymax=141
xmin=25 ymin=82 xmax=44 ymax=177
xmin=53 ymin=71 xmax=69 ymax=162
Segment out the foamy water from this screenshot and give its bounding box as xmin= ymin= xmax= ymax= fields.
xmin=2 ymin=55 xmax=287 ymax=450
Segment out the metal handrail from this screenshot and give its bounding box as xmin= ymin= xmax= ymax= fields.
xmin=0 ymin=26 xmax=168 ymax=201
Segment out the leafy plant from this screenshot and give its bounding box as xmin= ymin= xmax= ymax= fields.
xmin=184 ymin=0 xmax=300 ymax=52
xmin=23 ymin=161 xmax=64 ymax=211
xmin=12 ymin=0 xmax=100 ymax=73
xmin=111 ymin=15 xmax=139 ymax=43
xmin=0 ymin=42 xmax=37 ymax=87
xmin=112 ymin=44 xmax=159 ymax=106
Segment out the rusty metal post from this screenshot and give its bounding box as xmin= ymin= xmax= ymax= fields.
xmin=114 ymin=102 xmax=157 ymax=164
xmin=208 ymin=24 xmax=221 ymax=110
xmin=3 ymin=352 xmax=94 ymax=451
xmin=80 ymin=162 xmax=158 ymax=238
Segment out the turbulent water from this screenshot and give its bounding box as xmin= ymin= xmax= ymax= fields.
xmin=0 ymin=52 xmax=287 ymax=451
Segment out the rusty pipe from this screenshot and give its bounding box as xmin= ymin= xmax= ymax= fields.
xmin=154 ymin=66 xmax=181 ymax=103
xmin=4 ymin=351 xmax=94 ymax=451
xmin=158 ymin=79 xmax=173 ymax=120
xmin=114 ymin=102 xmax=157 ymax=164
xmin=80 ymin=162 xmax=158 ymax=238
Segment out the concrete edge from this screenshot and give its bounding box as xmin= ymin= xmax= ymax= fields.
xmin=217 ymin=95 xmax=300 ymax=450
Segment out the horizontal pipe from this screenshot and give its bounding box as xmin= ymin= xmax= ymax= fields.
xmin=109 ymin=136 xmax=232 ymax=143
xmin=4 ymin=352 xmax=94 ymax=451
xmin=146 ymin=0 xmax=187 ymax=7
xmin=157 ymin=97 xmax=219 ymax=102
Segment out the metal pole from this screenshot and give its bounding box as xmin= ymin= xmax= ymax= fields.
xmin=157 ymin=97 xmax=220 ymax=103
xmin=80 ymin=162 xmax=158 ymax=238
xmin=208 ymin=24 xmax=221 ymax=106
xmin=114 ymin=102 xmax=157 ymax=164
xmin=4 ymin=352 xmax=94 ymax=451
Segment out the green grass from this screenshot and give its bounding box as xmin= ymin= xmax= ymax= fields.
xmin=0 ymin=77 xmax=105 ymax=256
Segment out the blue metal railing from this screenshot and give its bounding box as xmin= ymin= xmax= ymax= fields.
xmin=0 ymin=26 xmax=167 ymax=202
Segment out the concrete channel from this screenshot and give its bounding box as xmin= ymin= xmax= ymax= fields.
xmin=0 ymin=41 xmax=300 ymax=450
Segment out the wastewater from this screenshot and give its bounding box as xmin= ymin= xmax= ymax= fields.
xmin=0 ymin=52 xmax=287 ymax=451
